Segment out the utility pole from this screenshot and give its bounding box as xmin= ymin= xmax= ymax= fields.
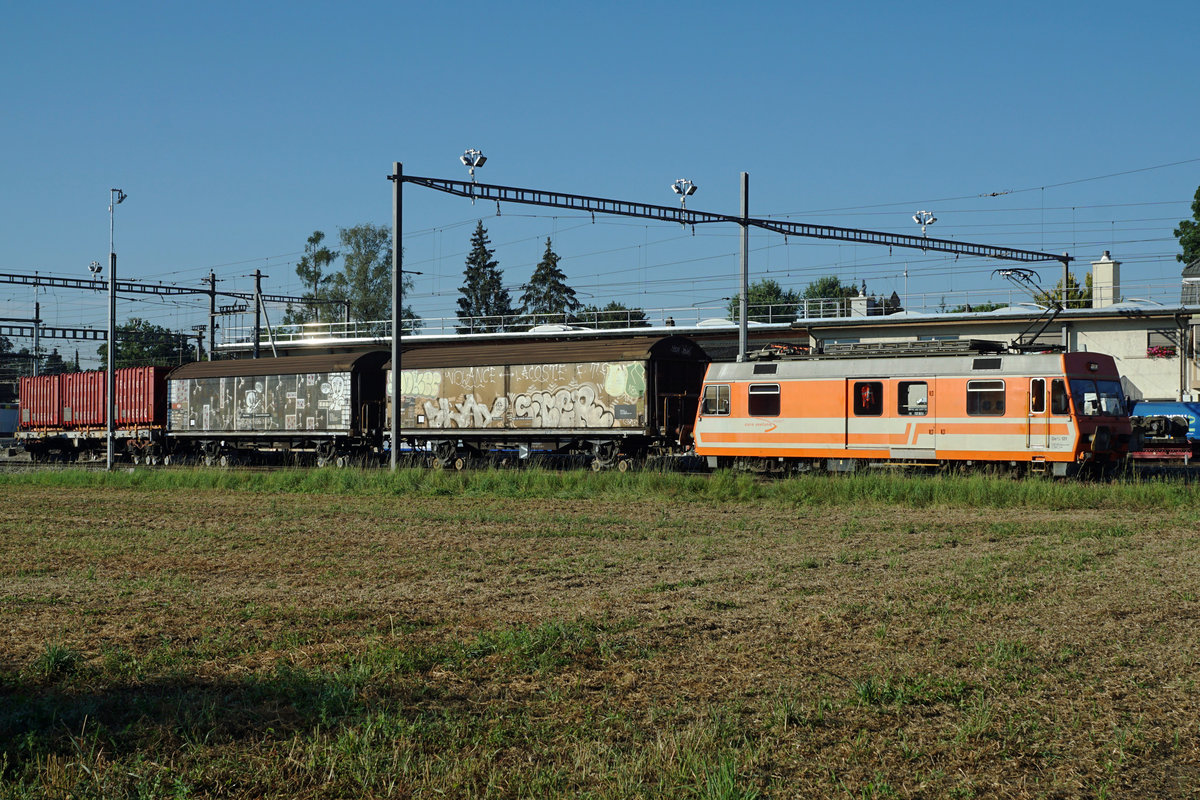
xmin=738 ymin=172 xmax=749 ymax=362
xmin=253 ymin=269 xmax=263 ymax=359
xmin=205 ymin=271 xmax=217 ymax=360
xmin=389 ymin=161 xmax=403 ymax=471
xmin=33 ymin=301 xmax=40 ymax=376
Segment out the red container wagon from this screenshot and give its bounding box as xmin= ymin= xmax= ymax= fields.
xmin=17 ymin=366 xmax=171 ymax=462
xmin=18 ymin=375 xmax=62 ymax=429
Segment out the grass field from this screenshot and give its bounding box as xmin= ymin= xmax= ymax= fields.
xmin=2 ymin=469 xmax=1199 ymax=798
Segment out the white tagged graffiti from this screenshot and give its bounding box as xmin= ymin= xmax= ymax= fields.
xmin=511 ymin=385 xmax=614 ymax=428
xmin=423 ymin=394 xmax=509 ymax=428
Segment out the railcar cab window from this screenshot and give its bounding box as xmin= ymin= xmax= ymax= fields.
xmin=748 ymin=384 xmax=780 ymax=416
xmin=1050 ymin=379 xmax=1069 ymax=414
xmin=898 ymin=381 xmax=928 ymax=416
xmin=702 ymin=384 xmax=730 ymax=415
xmin=966 ymin=380 xmax=1005 ymax=416
xmin=853 ymin=381 xmax=883 ymax=416
xmin=1069 ymin=379 xmax=1126 ymax=416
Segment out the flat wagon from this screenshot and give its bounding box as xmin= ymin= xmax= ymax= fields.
xmin=17 ymin=367 xmax=170 ymax=462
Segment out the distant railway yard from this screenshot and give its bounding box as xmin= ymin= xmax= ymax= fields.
xmin=3 ymin=468 xmax=1200 ymax=798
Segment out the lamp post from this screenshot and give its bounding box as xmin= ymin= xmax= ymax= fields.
xmin=106 ymin=189 xmax=126 ymax=471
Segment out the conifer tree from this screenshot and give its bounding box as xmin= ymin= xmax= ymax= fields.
xmin=457 ymin=221 xmax=516 ymax=333
xmin=519 ymin=238 xmax=579 ymax=327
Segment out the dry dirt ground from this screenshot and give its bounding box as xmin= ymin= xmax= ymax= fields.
xmin=2 ymin=483 xmax=1200 ymax=798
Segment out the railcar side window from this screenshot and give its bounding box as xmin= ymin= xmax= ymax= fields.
xmin=1030 ymin=378 xmax=1046 ymax=413
xmin=897 ymin=381 xmax=928 ymax=416
xmin=1050 ymin=379 xmax=1069 ymax=414
xmin=853 ymin=381 xmax=883 ymax=416
xmin=966 ymin=380 xmax=1006 ymax=416
xmin=702 ymin=384 xmax=730 ymax=416
xmin=747 ymin=384 xmax=780 ymax=417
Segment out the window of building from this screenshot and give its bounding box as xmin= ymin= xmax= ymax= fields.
xmin=897 ymin=381 xmax=928 ymax=416
xmin=1030 ymin=378 xmax=1046 ymax=413
xmin=853 ymin=381 xmax=883 ymax=416
xmin=747 ymin=384 xmax=780 ymax=417
xmin=702 ymin=384 xmax=730 ymax=415
xmin=966 ymin=380 xmax=1006 ymax=416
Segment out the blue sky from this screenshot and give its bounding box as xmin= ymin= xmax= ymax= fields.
xmin=3 ymin=1 xmax=1199 ymax=363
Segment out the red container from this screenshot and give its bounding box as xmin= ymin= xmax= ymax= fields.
xmin=115 ymin=366 xmax=169 ymax=427
xmin=63 ymin=370 xmax=107 ymax=427
xmin=18 ymin=374 xmax=62 ymax=429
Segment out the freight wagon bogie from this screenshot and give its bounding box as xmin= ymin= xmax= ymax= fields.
xmin=693 ymin=341 xmax=1132 ymax=477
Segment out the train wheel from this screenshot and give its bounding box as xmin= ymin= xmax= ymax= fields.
xmin=218 ymin=454 xmax=236 ymax=468
xmin=452 ymin=456 xmax=467 ymax=471
xmin=617 ymin=458 xmax=633 ymax=473
xmin=336 ymin=455 xmax=350 ymax=469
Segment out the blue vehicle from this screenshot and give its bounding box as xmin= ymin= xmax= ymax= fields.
xmin=1128 ymin=401 xmax=1200 ymax=460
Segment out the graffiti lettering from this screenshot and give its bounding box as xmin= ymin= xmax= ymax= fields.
xmin=511 ymin=385 xmax=615 ymax=428
xmin=422 ymin=394 xmax=509 ymax=428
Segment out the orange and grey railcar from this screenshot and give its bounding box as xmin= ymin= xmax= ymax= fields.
xmin=692 ymin=342 xmax=1131 ymax=477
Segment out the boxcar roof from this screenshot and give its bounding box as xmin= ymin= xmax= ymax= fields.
xmin=169 ymin=350 xmax=389 ymax=380
xmin=389 ymin=335 xmax=707 ymax=369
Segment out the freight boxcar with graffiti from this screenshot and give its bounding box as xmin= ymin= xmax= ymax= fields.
xmin=165 ymin=351 xmax=389 ymax=466
xmin=388 ymin=335 xmax=708 ymax=469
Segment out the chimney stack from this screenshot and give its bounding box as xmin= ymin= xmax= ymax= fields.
xmin=1091 ymin=251 xmax=1120 ymax=308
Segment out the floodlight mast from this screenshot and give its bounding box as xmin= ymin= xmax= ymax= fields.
xmin=106 ymin=188 xmax=126 ymax=472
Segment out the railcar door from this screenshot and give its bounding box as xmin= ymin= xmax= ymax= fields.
xmin=846 ymin=378 xmax=885 ymax=453
xmin=1027 ymin=377 xmax=1051 ymax=450
xmin=893 ymin=379 xmax=935 ymax=458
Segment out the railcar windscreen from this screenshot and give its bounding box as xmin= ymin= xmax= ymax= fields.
xmin=1069 ymin=379 xmax=1126 ymax=416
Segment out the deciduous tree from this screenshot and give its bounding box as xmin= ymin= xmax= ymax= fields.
xmin=727 ymin=279 xmax=802 ymax=322
xmin=283 ymin=231 xmax=339 ymax=325
xmin=1174 ymin=185 xmax=1200 ymax=265
xmin=575 ymin=301 xmax=650 ymax=329
xmin=97 ymin=318 xmax=193 ymax=368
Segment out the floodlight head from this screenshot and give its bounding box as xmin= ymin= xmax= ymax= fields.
xmin=460 ymin=155 xmax=470 ymax=166
xmin=88 ymin=260 xmax=103 ymax=275
xmin=113 ymin=189 xmax=127 ymax=204
xmin=473 ymin=154 xmax=486 ymax=167
xmin=671 ymin=179 xmax=697 ymax=197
